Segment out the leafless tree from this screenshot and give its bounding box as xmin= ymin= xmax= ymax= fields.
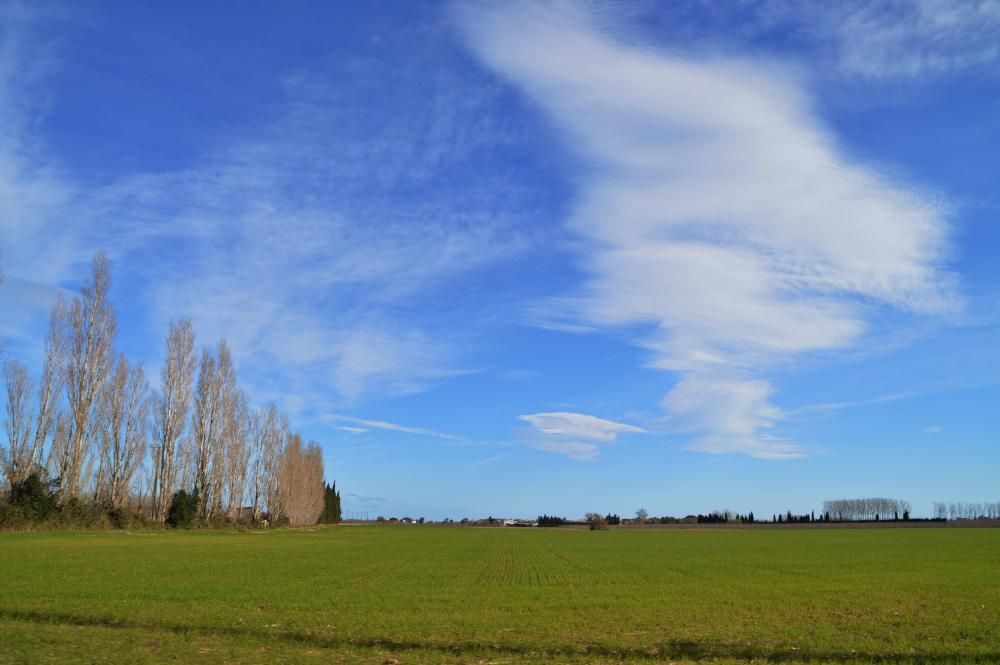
xmin=635 ymin=508 xmax=649 ymax=524
xmin=2 ymin=251 xmax=327 ymax=525
xmin=246 ymin=403 xmax=290 ymax=522
xmin=46 ymin=408 xmax=72 ymax=486
xmin=192 ymin=347 xmax=221 ymax=517
xmin=151 ymin=319 xmax=197 ymax=521
xmin=2 ymin=360 xmax=34 ymax=490
xmin=278 ymin=433 xmax=324 ymax=526
xmin=59 ymin=253 xmax=117 ymax=498
xmin=263 ymin=407 xmax=290 ymax=521
xmin=222 ymin=390 xmax=251 ymax=520
xmin=190 ymin=338 xmax=241 ymax=519
xmin=210 ymin=340 xmax=237 ymax=517
xmin=944 ymin=501 xmax=998 ymax=520
xmin=30 ymin=307 xmax=64 ymax=471
xmin=95 ymin=355 xmax=149 ymax=510
xmin=248 ymin=406 xmax=265 ymax=520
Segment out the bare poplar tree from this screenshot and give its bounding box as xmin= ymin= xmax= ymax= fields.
xmin=47 ymin=409 xmax=72 ymax=487
xmin=300 ymin=440 xmax=325 ymax=525
xmin=278 ymin=433 xmax=324 ymax=526
xmin=60 ymin=253 xmax=117 ymax=498
xmin=2 ymin=360 xmax=34 ymax=489
xmin=210 ymin=340 xmax=237 ymax=517
xmin=259 ymin=405 xmax=289 ymax=522
xmin=192 ymin=347 xmax=221 ymax=516
xmin=174 ymin=434 xmax=197 ymax=498
xmin=222 ymin=390 xmax=251 ymax=520
xmin=30 ymin=305 xmax=64 ymax=470
xmin=190 ymin=338 xmax=239 ymax=519
xmin=151 ymin=319 xmax=197 ymax=520
xmin=249 ymin=406 xmax=266 ymax=521
xmin=95 ymin=355 xmax=149 ymax=510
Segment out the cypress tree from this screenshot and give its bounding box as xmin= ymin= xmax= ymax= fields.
xmin=319 ymin=481 xmax=343 ymax=524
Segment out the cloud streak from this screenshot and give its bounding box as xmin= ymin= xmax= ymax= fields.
xmin=324 ymin=414 xmax=466 ymax=442
xmin=459 ymin=2 xmax=957 ymax=459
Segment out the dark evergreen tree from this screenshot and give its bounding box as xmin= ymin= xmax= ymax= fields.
xmin=319 ymin=481 xmax=342 ymax=524
xmin=167 ymin=489 xmax=199 ymax=528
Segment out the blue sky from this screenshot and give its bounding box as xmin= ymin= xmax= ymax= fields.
xmin=1 ymin=0 xmax=998 ymax=520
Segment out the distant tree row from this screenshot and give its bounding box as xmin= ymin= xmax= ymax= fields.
xmin=822 ymin=498 xmax=912 ymax=522
xmin=934 ymin=502 xmax=1000 ymax=520
xmin=1 ymin=253 xmax=334 ymax=528
xmin=773 ymin=511 xmax=819 ymax=524
xmin=537 ymin=514 xmax=567 ymax=527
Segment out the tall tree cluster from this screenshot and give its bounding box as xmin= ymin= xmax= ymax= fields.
xmin=822 ymin=498 xmax=912 ymax=521
xmin=1 ymin=253 xmax=328 ymax=526
xmin=319 ymin=481 xmax=342 ymax=524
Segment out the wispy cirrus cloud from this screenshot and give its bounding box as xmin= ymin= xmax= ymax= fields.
xmin=0 ymin=3 xmax=80 ymax=290
xmin=635 ymin=1 xmax=1000 ymax=80
xmin=0 ymin=5 xmax=537 ymax=408
xmin=323 ymin=414 xmax=466 ymax=442
xmin=459 ymin=2 xmax=957 ymax=459
xmin=517 ymin=411 xmax=644 ymax=461
xmin=803 ymin=0 xmax=1000 ymax=79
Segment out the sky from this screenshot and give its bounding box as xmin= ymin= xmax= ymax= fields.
xmin=1 ymin=0 xmax=998 ymax=520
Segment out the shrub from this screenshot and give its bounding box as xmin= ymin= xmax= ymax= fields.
xmin=10 ymin=472 xmax=58 ymax=521
xmin=167 ymin=490 xmax=199 ymax=528
xmin=58 ymin=497 xmax=111 ymax=528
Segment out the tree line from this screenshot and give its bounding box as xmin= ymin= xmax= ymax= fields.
xmin=822 ymin=498 xmax=912 ymax=522
xmin=1 ymin=253 xmax=337 ymax=528
xmin=934 ymin=502 xmax=1000 ymax=520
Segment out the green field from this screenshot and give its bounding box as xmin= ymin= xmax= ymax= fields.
xmin=1 ymin=526 xmax=998 ymax=663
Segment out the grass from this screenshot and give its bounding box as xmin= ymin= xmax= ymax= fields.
xmin=1 ymin=526 xmax=998 ymax=663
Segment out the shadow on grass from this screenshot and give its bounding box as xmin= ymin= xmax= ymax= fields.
xmin=1 ymin=607 xmax=994 ymax=663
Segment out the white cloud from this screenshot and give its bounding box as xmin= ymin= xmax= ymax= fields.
xmin=459 ymin=2 xmax=957 ymax=459
xmin=517 ymin=411 xmax=644 ymax=460
xmin=336 ymin=426 xmax=368 ymax=434
xmin=662 ymin=373 xmax=802 ymax=459
xmin=924 ymin=425 xmax=943 ymax=434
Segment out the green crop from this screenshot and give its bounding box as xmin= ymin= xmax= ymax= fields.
xmin=1 ymin=526 xmax=997 ymax=663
